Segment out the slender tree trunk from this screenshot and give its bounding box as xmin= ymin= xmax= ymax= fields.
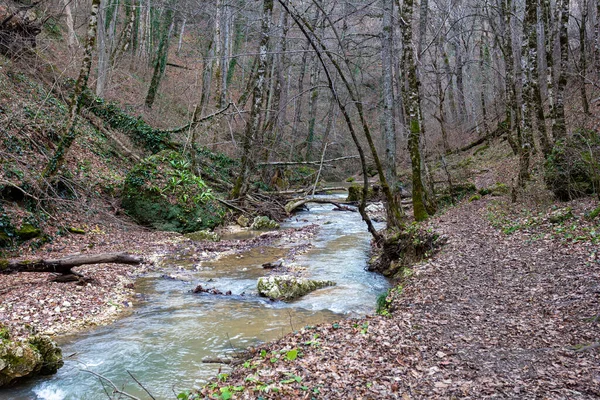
xmin=579 ymin=0 xmax=590 ymax=115
xmin=177 ymin=17 xmax=186 ymax=54
xmin=503 ymin=0 xmax=520 ymax=156
xmin=519 ymin=0 xmax=538 ymax=188
xmin=145 ymin=8 xmax=175 ymax=108
xmin=305 ymin=53 xmax=320 ymax=161
xmin=231 ymin=0 xmax=273 ymax=198
xmin=530 ymin=0 xmax=550 ymax=155
xmin=62 ymin=0 xmax=78 ymax=49
xmin=213 ymin=0 xmax=223 ymax=107
xmin=542 ymin=0 xmax=555 ymax=139
xmin=554 ymin=0 xmax=570 ymax=140
xmin=455 ymin=42 xmax=467 ymax=123
xmin=401 ymin=0 xmax=428 ymax=221
xmin=382 ymin=0 xmax=397 ymax=187
xmin=43 ymin=0 xmax=101 ymax=178
xmin=290 ymin=41 xmax=309 ymax=160
xmin=95 ymin=0 xmax=108 ymax=97
xmin=111 ymin=0 xmax=135 ymax=66
xmin=595 ymin=0 xmax=600 ymax=80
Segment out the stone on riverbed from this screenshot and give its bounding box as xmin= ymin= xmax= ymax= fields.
xmin=250 ymin=216 xmax=280 ymax=230
xmin=0 ymin=328 xmax=63 ymax=387
xmin=185 ymin=229 xmax=221 ymax=242
xmin=257 ymin=275 xmax=336 ymax=301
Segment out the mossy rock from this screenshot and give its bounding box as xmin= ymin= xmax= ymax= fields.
xmin=122 ymin=150 xmax=226 ymax=233
xmin=545 ymin=129 xmax=600 ymax=201
xmin=0 ymin=334 xmax=63 ymax=387
xmin=257 ymin=275 xmax=336 ymax=301
xmin=16 ymin=224 xmax=41 ymax=241
xmin=237 ymin=215 xmax=250 ymax=227
xmin=438 ymin=182 xmax=477 ymax=205
xmin=469 ymin=194 xmax=481 ymax=202
xmin=548 ymin=207 xmax=573 ymax=224
xmin=28 ymin=336 xmax=63 ymax=375
xmin=346 ymin=184 xmax=380 ymax=202
xmin=185 ymin=229 xmax=221 ymax=242
xmin=588 ymin=205 xmax=600 ymax=220
xmin=250 ymin=216 xmax=279 ymax=230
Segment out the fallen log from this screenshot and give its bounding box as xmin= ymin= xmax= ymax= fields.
xmin=266 ymin=186 xmax=347 ymax=196
xmin=284 ymin=197 xmax=357 ymax=214
xmin=257 ymin=155 xmax=359 ymax=167
xmin=0 ymin=252 xmax=144 ymax=275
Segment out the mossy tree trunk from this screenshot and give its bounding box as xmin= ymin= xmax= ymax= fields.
xmin=42 ymin=0 xmax=101 ymax=179
xmin=400 ymin=0 xmax=428 ymax=222
xmin=553 ymin=0 xmax=570 ymax=140
xmin=144 ymin=7 xmax=175 ymax=108
xmin=382 ymin=0 xmax=397 ymax=189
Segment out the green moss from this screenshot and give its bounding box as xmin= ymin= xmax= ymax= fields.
xmin=122 ymin=151 xmax=226 ymax=233
xmin=67 ymin=227 xmax=86 ymax=234
xmin=16 ymin=224 xmax=41 ymax=241
xmin=185 ymin=230 xmax=221 ymax=242
xmin=0 ymin=325 xmax=9 ymax=340
xmin=346 ymin=184 xmax=378 ymax=202
xmin=473 ymin=144 xmax=490 ymax=156
xmin=548 ymin=207 xmax=573 ymax=224
xmin=0 ymin=259 xmax=8 ymax=271
xmin=545 ymin=129 xmax=600 ymax=200
xmin=257 ymin=276 xmax=336 ymax=301
xmin=347 ymin=185 xmax=362 ymax=202
xmin=250 ymin=216 xmax=279 ymax=230
xmin=469 ymin=194 xmax=481 ymax=202
xmin=490 ymin=183 xmax=509 ymax=195
xmin=587 ymin=205 xmax=600 ymax=220
xmin=28 ymin=336 xmax=63 ymax=375
xmin=345 ymin=176 xmax=356 ymax=182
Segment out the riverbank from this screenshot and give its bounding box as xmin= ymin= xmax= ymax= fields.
xmin=0 ymin=223 xmax=319 ymax=341
xmin=199 ymin=196 xmax=600 ymax=399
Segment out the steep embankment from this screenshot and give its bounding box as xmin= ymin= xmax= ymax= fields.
xmin=200 ymin=196 xmax=600 ymax=399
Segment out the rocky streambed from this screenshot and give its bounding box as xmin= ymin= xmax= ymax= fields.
xmin=1 ymin=197 xmax=389 ymax=399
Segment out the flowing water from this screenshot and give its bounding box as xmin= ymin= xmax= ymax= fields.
xmin=3 ymin=197 xmax=389 ymax=399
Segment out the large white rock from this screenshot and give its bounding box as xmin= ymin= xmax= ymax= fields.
xmin=257 ymin=275 xmax=335 ymax=301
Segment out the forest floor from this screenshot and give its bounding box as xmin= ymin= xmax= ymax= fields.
xmin=201 ymin=195 xmax=600 ymax=399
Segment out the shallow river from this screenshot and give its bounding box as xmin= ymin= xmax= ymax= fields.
xmin=3 ymin=198 xmax=389 ymax=399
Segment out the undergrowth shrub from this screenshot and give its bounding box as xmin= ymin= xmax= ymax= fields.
xmin=545 ymin=129 xmax=600 ymax=201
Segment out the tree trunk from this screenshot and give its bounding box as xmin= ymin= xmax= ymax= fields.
xmin=177 ymin=16 xmax=186 ymax=54
xmin=1 ymin=252 xmax=144 ymax=275
xmin=289 ymin=40 xmax=309 ymax=160
xmin=382 ymin=0 xmax=397 ymax=189
xmin=554 ymin=0 xmax=570 ymax=140
xmin=145 ymin=7 xmax=175 ymax=108
xmin=401 ymin=0 xmax=428 ymax=221
xmin=111 ymin=0 xmax=136 ymax=66
xmin=519 ymin=0 xmax=538 ymax=188
xmin=231 ymin=0 xmax=273 ymax=198
xmin=43 ymin=0 xmax=101 ymax=179
xmin=62 ymin=0 xmax=78 ymax=49
xmin=579 ymin=0 xmax=590 ymax=115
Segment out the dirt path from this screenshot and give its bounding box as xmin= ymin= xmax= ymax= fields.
xmin=203 ymin=198 xmax=600 ymax=399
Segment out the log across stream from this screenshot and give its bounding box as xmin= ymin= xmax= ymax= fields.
xmin=2 ymin=195 xmax=389 ymax=400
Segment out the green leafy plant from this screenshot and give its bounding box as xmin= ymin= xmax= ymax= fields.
xmin=285 ymin=349 xmax=298 ymax=361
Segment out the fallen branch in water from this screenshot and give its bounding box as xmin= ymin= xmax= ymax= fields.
xmin=80 ymin=369 xmax=142 ymax=400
